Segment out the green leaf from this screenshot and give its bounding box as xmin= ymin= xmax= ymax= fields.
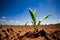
xmin=37 ymin=21 xmax=41 ymax=26
xmin=25 ymin=21 xmax=29 ymax=26
xmin=37 ymin=14 xmax=51 ymax=25
xmin=33 ymin=9 xmax=36 ymax=19
xmin=40 ymin=14 xmax=51 ymax=21
xmin=30 ymin=20 xmax=34 ymax=24
xmin=29 ymin=8 xmax=35 ymax=22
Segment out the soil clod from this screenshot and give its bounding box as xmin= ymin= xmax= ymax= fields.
xmin=2 ymin=30 xmax=6 ymax=32
xmin=7 ymin=28 xmax=10 ymax=32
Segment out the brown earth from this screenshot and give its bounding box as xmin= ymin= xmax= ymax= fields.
xmin=0 ymin=23 xmax=60 ymax=40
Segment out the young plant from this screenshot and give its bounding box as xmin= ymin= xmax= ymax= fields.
xmin=25 ymin=8 xmax=51 ymax=33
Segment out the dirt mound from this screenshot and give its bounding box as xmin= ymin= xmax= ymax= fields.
xmin=0 ymin=25 xmax=60 ymax=40
xmin=52 ymin=30 xmax=60 ymax=40
xmin=20 ymin=30 xmax=60 ymax=40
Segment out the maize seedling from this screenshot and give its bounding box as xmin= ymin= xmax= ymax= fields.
xmin=25 ymin=8 xmax=51 ymax=33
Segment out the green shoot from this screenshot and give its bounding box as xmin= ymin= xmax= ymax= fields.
xmin=25 ymin=8 xmax=51 ymax=33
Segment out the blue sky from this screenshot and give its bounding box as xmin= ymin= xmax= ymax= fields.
xmin=0 ymin=0 xmax=60 ymax=25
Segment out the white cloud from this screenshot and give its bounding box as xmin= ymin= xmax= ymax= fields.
xmin=16 ymin=21 xmax=19 ymax=23
xmin=9 ymin=20 xmax=13 ymax=22
xmin=2 ymin=16 xmax=6 ymax=19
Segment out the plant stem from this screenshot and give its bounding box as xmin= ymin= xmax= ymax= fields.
xmin=34 ymin=25 xmax=36 ymax=33
xmin=34 ymin=22 xmax=37 ymax=33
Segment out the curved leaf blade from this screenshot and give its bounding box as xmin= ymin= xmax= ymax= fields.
xmin=33 ymin=9 xmax=36 ymax=19
xmin=37 ymin=14 xmax=51 ymax=25
xmin=40 ymin=14 xmax=51 ymax=21
xmin=25 ymin=21 xmax=29 ymax=26
xmin=37 ymin=21 xmax=41 ymax=26
xmin=29 ymin=8 xmax=35 ymax=22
